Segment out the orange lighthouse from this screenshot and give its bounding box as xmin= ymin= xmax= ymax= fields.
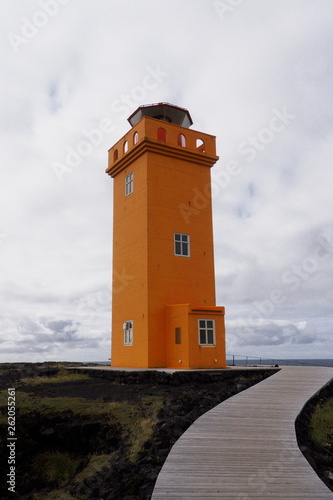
xmin=106 ymin=103 xmax=226 ymax=369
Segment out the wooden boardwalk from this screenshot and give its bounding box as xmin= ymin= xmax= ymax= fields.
xmin=152 ymin=366 xmax=333 ymax=499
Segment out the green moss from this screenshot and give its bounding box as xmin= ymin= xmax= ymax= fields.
xmin=17 ymin=396 xmax=163 ymax=497
xmin=33 ymin=451 xmax=79 ymax=486
xmin=127 ymin=396 xmax=163 ymax=460
xmin=0 ymin=388 xmax=164 ymax=466
xmin=74 ymin=453 xmax=111 ymax=482
xmin=21 ymin=368 xmax=90 ymax=386
xmin=0 ymin=392 xmax=8 ymax=426
xmin=32 ymin=492 xmax=76 ymax=500
xmin=15 ymin=392 xmax=120 ymax=419
xmin=310 ymin=397 xmax=333 ymax=446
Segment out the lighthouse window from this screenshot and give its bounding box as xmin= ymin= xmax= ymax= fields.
xmin=175 ymin=327 xmax=182 ymax=344
xmin=177 ymin=133 xmax=186 ymax=147
xmin=196 ymin=138 xmax=206 ymax=152
xmin=123 ymin=321 xmax=133 ymax=345
xmin=157 ymin=127 xmax=167 ymax=142
xmin=174 ymin=233 xmax=190 ymax=257
xmin=198 ymin=319 xmax=215 ymax=345
xmin=125 ymin=172 xmax=134 ymax=196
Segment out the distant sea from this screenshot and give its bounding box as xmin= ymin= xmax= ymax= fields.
xmin=226 ymin=358 xmax=333 ymax=368
xmin=91 ymin=359 xmax=333 ymax=368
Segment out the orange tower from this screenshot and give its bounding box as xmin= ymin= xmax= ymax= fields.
xmin=106 ymin=103 xmax=226 ymax=369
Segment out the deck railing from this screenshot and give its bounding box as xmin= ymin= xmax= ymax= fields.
xmin=226 ymin=354 xmax=318 ymax=367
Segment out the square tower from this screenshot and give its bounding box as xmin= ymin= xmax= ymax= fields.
xmin=106 ymin=103 xmax=226 ymax=369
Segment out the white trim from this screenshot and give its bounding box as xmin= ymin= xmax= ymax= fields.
xmin=123 ymin=320 xmax=133 ymax=345
xmin=198 ymin=319 xmax=216 ymax=346
xmin=174 ymin=233 xmax=190 ymax=257
xmin=125 ymin=172 xmax=134 ymax=196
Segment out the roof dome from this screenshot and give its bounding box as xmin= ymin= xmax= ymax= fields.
xmin=128 ymin=102 xmax=193 ymax=128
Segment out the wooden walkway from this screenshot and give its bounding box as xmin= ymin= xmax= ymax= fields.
xmin=152 ymin=366 xmax=333 ymax=499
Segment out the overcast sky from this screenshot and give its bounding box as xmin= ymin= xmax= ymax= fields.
xmin=1 ymin=0 xmax=333 ymax=362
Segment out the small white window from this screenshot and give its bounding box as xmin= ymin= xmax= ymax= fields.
xmin=198 ymin=319 xmax=215 ymax=345
xmin=123 ymin=321 xmax=133 ymax=345
xmin=125 ymin=172 xmax=134 ymax=196
xmin=174 ymin=233 xmax=190 ymax=257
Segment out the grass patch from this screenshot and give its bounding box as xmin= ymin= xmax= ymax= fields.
xmin=0 ymin=390 xmax=117 ymax=424
xmin=15 ymin=392 xmax=118 ymax=419
xmin=20 ymin=368 xmax=90 ymax=386
xmin=310 ymin=397 xmax=333 ymax=446
xmin=74 ymin=453 xmax=111 ymax=482
xmin=129 ymin=417 xmax=156 ymax=460
xmin=32 ymin=492 xmax=76 ymax=500
xmin=31 ymin=455 xmax=112 ymax=500
xmin=82 ymin=397 xmax=163 ymax=460
xmin=0 ymin=390 xmax=164 ymax=448
xmin=33 ymin=451 xmax=80 ymax=486
xmin=0 ymin=390 xmax=9 ymax=426
xmin=127 ymin=396 xmax=163 ymax=460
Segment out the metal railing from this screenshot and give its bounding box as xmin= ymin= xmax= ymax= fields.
xmin=226 ymin=354 xmax=319 ymax=367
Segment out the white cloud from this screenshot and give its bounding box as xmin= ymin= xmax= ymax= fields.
xmin=1 ymin=0 xmax=333 ymax=361
xmin=228 ymin=318 xmax=319 ymax=347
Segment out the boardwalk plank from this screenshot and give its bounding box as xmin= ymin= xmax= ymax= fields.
xmin=152 ymin=366 xmax=333 ymax=499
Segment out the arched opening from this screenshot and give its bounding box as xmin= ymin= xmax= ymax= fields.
xmin=196 ymin=138 xmax=206 ymax=152
xmin=123 ymin=141 xmax=129 ymax=153
xmin=157 ymin=127 xmax=167 ymax=142
xmin=177 ymin=133 xmax=186 ymax=147
xmin=133 ymin=131 xmax=139 ymax=145
xmin=113 ymin=149 xmax=118 ymax=162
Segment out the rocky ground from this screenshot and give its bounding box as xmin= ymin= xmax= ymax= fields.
xmin=295 ymin=377 xmax=333 ymax=493
xmin=0 ymin=363 xmax=331 ymax=499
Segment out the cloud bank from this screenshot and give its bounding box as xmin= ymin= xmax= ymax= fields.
xmin=1 ymin=0 xmax=333 ymax=361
